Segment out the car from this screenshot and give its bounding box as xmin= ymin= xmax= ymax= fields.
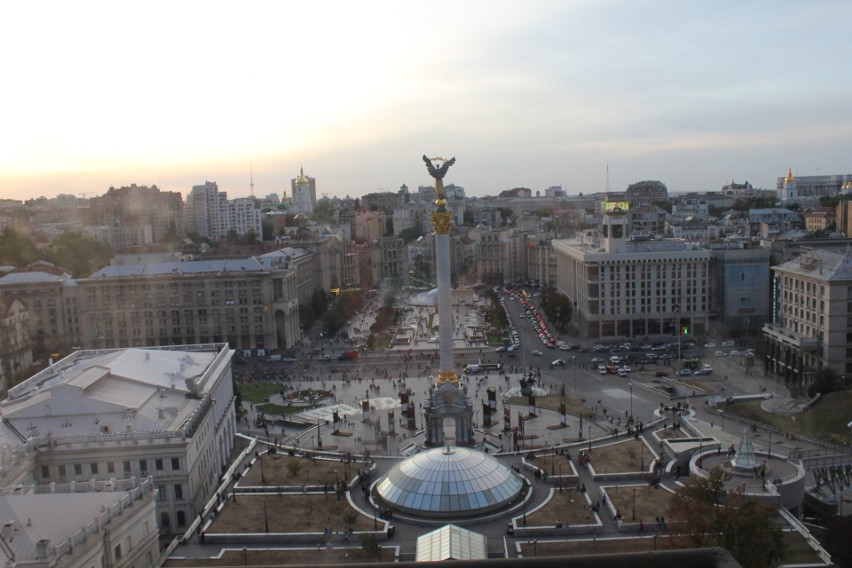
xmin=550 ymin=359 xmax=566 ymax=368
xmin=678 ymin=368 xmax=692 ymax=376
xmin=704 ymin=342 xmax=716 ymax=348
xmin=694 ymin=368 xmax=712 ymax=375
xmin=729 ymin=350 xmax=740 ymax=356
xmin=619 ymin=365 xmax=632 ymax=373
xmin=721 ymin=340 xmax=736 ymax=347
xmin=531 ymin=349 xmax=543 ymax=356
xmin=559 ymin=344 xmax=571 ymax=351
xmin=617 ymin=369 xmax=628 ymax=377
xmin=282 ymin=357 xmax=297 ymax=363
xmin=598 ymin=365 xmax=608 ymax=375
xmin=609 ymin=355 xmax=621 ymax=364
xmin=654 ymin=370 xmax=669 ymax=377
xmin=590 ymin=357 xmax=604 ymax=364
xmin=592 ymin=344 xmax=607 ymax=352
xmin=495 ymin=346 xmax=508 ymax=353
xmin=714 ymin=350 xmax=727 ymax=357
xmin=645 ymin=353 xmax=658 ymax=360
xmin=319 ymin=354 xmax=332 ymax=361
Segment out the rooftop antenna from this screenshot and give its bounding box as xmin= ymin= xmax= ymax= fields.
xmin=250 ymin=162 xmax=255 ymax=198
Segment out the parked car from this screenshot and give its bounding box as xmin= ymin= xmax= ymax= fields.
xmin=550 ymin=359 xmax=566 ymax=368
xmin=531 ymin=349 xmax=543 ymax=356
xmin=678 ymin=368 xmax=692 ymax=376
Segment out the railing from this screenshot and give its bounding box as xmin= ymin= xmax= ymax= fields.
xmin=49 ymin=477 xmax=154 ymax=561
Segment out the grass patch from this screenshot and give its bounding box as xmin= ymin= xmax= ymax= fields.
xmin=237 ymin=382 xmax=280 ymax=404
xmin=725 ymin=390 xmax=852 ymax=445
xmin=257 ymin=403 xmax=314 ymax=415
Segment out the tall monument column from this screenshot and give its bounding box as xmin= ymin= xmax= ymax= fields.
xmin=421 ymin=155 xmax=472 ymax=447
xmin=423 ymin=155 xmax=458 ymax=385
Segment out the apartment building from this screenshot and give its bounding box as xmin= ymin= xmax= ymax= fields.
xmin=762 ymin=249 xmax=852 ymax=389
xmin=0 ymin=296 xmax=32 ymax=393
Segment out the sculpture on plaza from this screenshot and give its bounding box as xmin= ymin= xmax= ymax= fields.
xmin=422 ymin=155 xmax=456 ymax=182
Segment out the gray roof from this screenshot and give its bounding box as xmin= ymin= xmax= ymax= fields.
xmin=0 ymin=272 xmax=66 ymax=285
xmin=88 ymin=257 xmax=266 ymax=279
xmin=776 ymin=249 xmax=852 ymax=280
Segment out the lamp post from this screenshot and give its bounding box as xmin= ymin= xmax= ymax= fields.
xmin=632 ymin=487 xmax=636 ymax=521
xmin=259 ymin=452 xmax=266 ymax=485
xmin=558 ymin=462 xmax=563 ymax=492
xmin=572 ymin=356 xmax=577 ymax=392
xmin=263 ymin=498 xmax=269 ymax=533
xmin=629 ymin=383 xmax=633 ymax=421
xmin=588 ymin=426 xmax=592 ymax=453
xmin=640 ymin=443 xmax=644 ymax=470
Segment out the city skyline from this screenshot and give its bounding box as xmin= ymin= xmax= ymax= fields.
xmin=1 ymin=1 xmax=851 ymax=201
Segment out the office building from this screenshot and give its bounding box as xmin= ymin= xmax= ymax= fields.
xmin=762 ymin=249 xmax=852 ymax=389
xmin=553 ymin=202 xmax=710 ymax=340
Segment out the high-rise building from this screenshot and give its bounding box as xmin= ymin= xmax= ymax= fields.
xmin=186 ymin=182 xmax=262 ymax=241
xmin=86 ymin=184 xmax=185 ymax=244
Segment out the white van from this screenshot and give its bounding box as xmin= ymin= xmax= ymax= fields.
xmin=464 ymin=364 xmax=481 ymax=374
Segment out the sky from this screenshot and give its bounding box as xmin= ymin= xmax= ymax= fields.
xmin=1 ymin=0 xmax=851 ymax=202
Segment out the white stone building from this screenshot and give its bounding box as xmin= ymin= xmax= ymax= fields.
xmin=553 ymin=203 xmax=711 ymax=341
xmin=1 ymin=344 xmax=237 ymax=534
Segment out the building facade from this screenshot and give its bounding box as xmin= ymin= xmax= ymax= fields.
xmin=6 ymin=344 xmax=237 ymax=534
xmin=291 ymin=167 xmax=316 ymax=215
xmin=553 ymin=203 xmax=710 ymax=341
xmin=762 ymin=249 xmax=852 ymax=390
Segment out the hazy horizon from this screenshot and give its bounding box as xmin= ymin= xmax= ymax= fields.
xmin=2 ymin=1 xmax=850 ymax=201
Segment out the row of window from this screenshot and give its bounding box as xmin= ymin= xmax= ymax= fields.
xmin=40 ymin=456 xmax=182 ymax=481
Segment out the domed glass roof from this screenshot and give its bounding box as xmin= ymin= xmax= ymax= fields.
xmin=375 ymin=447 xmax=524 ymax=518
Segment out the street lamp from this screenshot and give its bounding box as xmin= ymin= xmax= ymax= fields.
xmin=588 ymin=426 xmax=592 ymax=453
xmin=629 ymin=383 xmax=633 ymax=421
xmin=572 ymin=356 xmax=577 ymax=392
xmin=558 ymin=462 xmax=563 ymax=492
xmin=259 ymin=452 xmax=266 ymax=485
xmin=263 ymin=498 xmax=269 ymax=533
xmin=632 ymin=488 xmax=636 ymax=521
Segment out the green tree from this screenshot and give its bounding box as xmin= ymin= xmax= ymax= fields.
xmin=360 ymin=533 xmax=382 ymax=560
xmin=398 ymin=224 xmax=425 ymax=244
xmin=261 ymin=219 xmax=274 ymax=241
xmin=314 ymin=198 xmax=335 ymax=223
xmin=44 ymin=232 xmax=113 ymax=277
xmin=668 ymin=467 xmax=785 ymax=568
xmin=807 ymin=367 xmax=841 ymax=398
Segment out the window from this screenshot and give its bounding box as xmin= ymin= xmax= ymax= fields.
xmin=58 ymin=465 xmax=66 ymax=480
xmin=174 ymin=484 xmax=183 ymax=499
xmin=90 ymin=463 xmax=98 ymax=475
xmin=155 ymin=458 xmax=164 ymax=471
xmin=123 ymin=461 xmax=131 ymax=474
xmin=177 ymin=510 xmax=186 ymax=526
xmin=157 ymin=485 xmax=166 ymax=500
xmin=107 ymin=462 xmax=115 ymax=474
xmin=139 ymin=459 xmax=148 ymax=473
xmin=171 ymin=457 xmax=180 ymax=471
xmin=114 ymin=544 xmax=122 ymax=560
xmin=74 ymin=464 xmax=83 ymax=476
xmin=40 ymin=465 xmax=49 ymax=480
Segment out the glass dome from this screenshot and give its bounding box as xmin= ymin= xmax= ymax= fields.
xmin=375 ymin=446 xmax=524 ymax=518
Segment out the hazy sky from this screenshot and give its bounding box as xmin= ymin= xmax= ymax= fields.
xmin=1 ymin=1 xmax=850 ymax=201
